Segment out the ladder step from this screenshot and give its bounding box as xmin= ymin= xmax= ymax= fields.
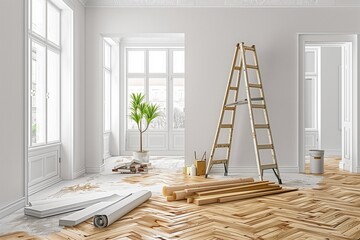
xmin=234 ymin=66 xmax=242 ymax=71
xmin=211 ymin=159 xmax=228 ymax=164
xmin=254 ymin=124 xmax=270 ymax=129
xmin=243 ymin=45 xmax=255 ymax=51
xmin=220 ymin=124 xmax=233 ymax=128
xmin=229 ymin=86 xmax=238 ymax=91
xmin=224 ymin=106 xmax=236 ymax=111
xmin=257 ymin=144 xmax=274 ymax=150
xmin=246 ymin=64 xmax=258 ymax=70
xmin=216 ymin=144 xmax=231 ymax=148
xmin=226 ymin=97 xmax=264 ymax=107
xmin=260 ymin=164 xmax=277 ymax=170
xmin=248 ymin=83 xmax=262 ymax=88
xmin=251 ymin=104 xmax=266 ymax=109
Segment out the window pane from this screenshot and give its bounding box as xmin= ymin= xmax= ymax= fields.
xmin=104 ymin=43 xmax=111 ymax=69
xmin=128 ymin=78 xmax=145 ymax=129
xmin=104 ymin=71 xmax=111 ymax=132
xmin=149 ymin=51 xmax=167 ymax=73
xmin=173 ymin=50 xmax=184 ymax=73
xmin=149 ymin=78 xmax=167 ymax=129
xmin=32 ymin=0 xmax=46 ymax=37
xmin=31 ymin=42 xmax=46 ymax=145
xmin=47 ymin=3 xmax=60 ymax=45
xmin=128 ymin=50 xmax=145 ymax=73
xmin=173 ymin=78 xmax=185 ymax=129
xmin=47 ymin=50 xmax=60 ymax=142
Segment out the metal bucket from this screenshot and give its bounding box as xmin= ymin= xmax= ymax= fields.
xmin=309 ymin=149 xmax=325 ymax=174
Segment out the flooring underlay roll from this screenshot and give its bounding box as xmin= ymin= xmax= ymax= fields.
xmin=93 ymin=190 xmax=152 ymax=228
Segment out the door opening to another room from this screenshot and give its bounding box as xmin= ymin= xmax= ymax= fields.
xmin=299 ymin=34 xmax=358 ymax=173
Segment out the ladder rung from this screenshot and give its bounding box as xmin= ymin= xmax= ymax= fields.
xmin=234 ymin=66 xmax=242 ymax=71
xmin=226 ymin=97 xmax=264 ymax=107
xmin=211 ymin=159 xmax=228 ymax=164
xmin=260 ymin=164 xmax=277 ymax=170
xmin=251 ymin=104 xmax=266 ymax=109
xmin=216 ymin=144 xmax=230 ymax=148
xmin=257 ymin=144 xmax=274 ymax=150
xmin=224 ymin=106 xmax=236 ymax=111
xmin=244 ymin=45 xmax=255 ymax=51
xmin=254 ymin=124 xmax=270 ymax=129
xmin=221 ymin=124 xmax=233 ymax=128
xmin=229 ymin=86 xmax=238 ymax=91
xmin=246 ymin=64 xmax=258 ymax=70
xmin=248 ymin=83 xmax=262 ymax=88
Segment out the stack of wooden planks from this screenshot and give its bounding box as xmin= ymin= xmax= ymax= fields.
xmin=163 ymin=178 xmax=297 ymax=206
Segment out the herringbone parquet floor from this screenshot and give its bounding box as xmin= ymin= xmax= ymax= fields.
xmin=2 ymin=158 xmax=360 ymax=240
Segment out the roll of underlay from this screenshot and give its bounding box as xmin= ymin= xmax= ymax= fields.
xmin=93 ymin=190 xmax=151 ymax=228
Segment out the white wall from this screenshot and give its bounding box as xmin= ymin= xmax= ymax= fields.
xmin=0 ymin=0 xmax=85 ymax=217
xmin=73 ymin=0 xmax=86 ymax=178
xmin=85 ymin=8 xmax=360 ymax=173
xmin=321 ymin=46 xmax=342 ymax=156
xmin=0 ymin=0 xmax=25 ymax=217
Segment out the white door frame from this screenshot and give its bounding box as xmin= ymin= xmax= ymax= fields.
xmin=298 ymin=34 xmax=358 ymax=173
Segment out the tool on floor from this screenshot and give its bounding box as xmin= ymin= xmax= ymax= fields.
xmin=205 ymin=43 xmax=282 ymax=184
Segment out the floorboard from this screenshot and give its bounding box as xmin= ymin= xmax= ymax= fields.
xmin=1 ymin=158 xmax=360 ymax=239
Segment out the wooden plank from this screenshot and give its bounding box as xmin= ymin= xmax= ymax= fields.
xmin=257 ymin=144 xmax=273 ymax=150
xmin=196 ymin=182 xmax=275 ymax=196
xmin=211 ymin=159 xmax=228 ymax=164
xmin=162 ymin=178 xmax=254 ymax=196
xmin=184 ymin=181 xmax=266 ymax=194
xmin=219 ymin=188 xmax=298 ymax=203
xmin=194 ymin=186 xmax=282 ymax=205
xmin=248 ymin=83 xmax=262 ymax=88
xmin=215 ymin=143 xmax=230 ymax=148
xmin=220 ymin=124 xmax=233 ymax=128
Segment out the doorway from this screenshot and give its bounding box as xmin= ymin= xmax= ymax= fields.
xmin=298 ymin=34 xmax=358 ymax=173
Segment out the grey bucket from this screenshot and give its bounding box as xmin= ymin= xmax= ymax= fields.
xmin=309 ymin=149 xmax=325 ymax=174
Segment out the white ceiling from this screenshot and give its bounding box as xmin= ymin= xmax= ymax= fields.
xmin=80 ymin=0 xmax=360 ymax=7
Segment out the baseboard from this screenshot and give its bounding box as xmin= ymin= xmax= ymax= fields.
xmin=211 ymin=166 xmax=299 ymax=173
xmin=103 ymin=153 xmax=111 ymax=160
xmin=86 ymin=164 xmax=105 ymax=173
xmin=73 ymin=168 xmax=85 ymax=179
xmin=28 ymin=176 xmax=62 ymax=196
xmin=0 ymin=197 xmax=25 ymax=219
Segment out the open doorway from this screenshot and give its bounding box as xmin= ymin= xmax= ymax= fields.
xmin=101 ymin=34 xmax=185 ymax=172
xmin=298 ymin=34 xmax=358 ymax=173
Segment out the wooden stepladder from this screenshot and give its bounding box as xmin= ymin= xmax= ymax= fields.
xmin=205 ymin=43 xmax=282 ymax=184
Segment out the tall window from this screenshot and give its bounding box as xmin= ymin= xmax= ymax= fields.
xmin=126 ymin=48 xmax=185 ymax=130
xmin=29 ymin=0 xmax=61 ymax=146
xmin=103 ymin=41 xmax=111 ymax=132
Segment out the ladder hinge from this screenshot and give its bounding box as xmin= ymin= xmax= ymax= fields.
xmin=59 ymin=157 xmax=61 ymax=163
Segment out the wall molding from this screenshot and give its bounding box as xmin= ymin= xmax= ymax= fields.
xmin=28 ymin=176 xmax=62 ymax=196
xmin=86 ymin=164 xmax=105 ymax=173
xmin=0 ymin=197 xmax=25 ymax=219
xmin=73 ymin=168 xmax=86 ymax=178
xmin=82 ymin=0 xmax=360 ymax=7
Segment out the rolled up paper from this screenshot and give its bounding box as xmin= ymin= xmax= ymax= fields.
xmin=93 ymin=190 xmax=151 ymax=228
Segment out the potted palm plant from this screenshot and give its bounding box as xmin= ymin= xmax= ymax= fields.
xmin=130 ymin=93 xmax=160 ymax=163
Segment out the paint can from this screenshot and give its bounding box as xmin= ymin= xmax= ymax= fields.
xmin=309 ymin=149 xmax=325 ymax=174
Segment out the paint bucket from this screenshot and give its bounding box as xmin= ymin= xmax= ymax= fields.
xmin=309 ymin=149 xmax=325 ymax=174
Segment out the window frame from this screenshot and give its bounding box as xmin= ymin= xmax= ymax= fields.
xmin=125 ymin=47 xmax=185 ymax=132
xmin=28 ymin=0 xmax=62 ymax=148
xmin=103 ymin=40 xmax=112 ymax=133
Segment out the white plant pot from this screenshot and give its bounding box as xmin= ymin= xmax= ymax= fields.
xmin=133 ymin=151 xmax=150 ymax=163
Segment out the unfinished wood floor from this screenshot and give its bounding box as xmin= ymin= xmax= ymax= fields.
xmin=2 ymin=158 xmax=360 ymax=240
